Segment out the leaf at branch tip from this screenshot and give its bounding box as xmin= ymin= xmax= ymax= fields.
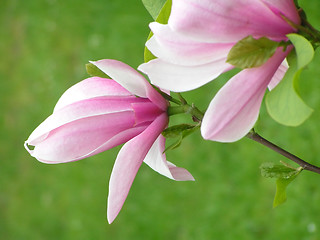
xmin=266 ymin=35 xmax=314 ymax=126
xmin=86 ymin=63 xmax=110 ymax=79
xmin=144 ymin=0 xmax=172 ymax=63
xmin=260 ymin=162 xmax=301 ymax=179
xmin=260 ymin=162 xmax=302 ymax=208
xmin=273 ymin=175 xmax=298 ymax=208
xmin=227 ymin=36 xmax=279 ymax=69
xmin=142 ymin=0 xmax=167 ymax=20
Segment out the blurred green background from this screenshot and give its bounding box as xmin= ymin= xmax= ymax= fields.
xmin=2 ymin=0 xmax=320 ymax=239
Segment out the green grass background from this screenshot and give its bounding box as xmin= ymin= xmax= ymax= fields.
xmin=2 ymin=0 xmax=320 ymax=239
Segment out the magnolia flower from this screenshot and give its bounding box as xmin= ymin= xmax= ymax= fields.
xmin=138 ymin=0 xmax=300 ymax=142
xmin=24 ymin=59 xmax=194 ymax=223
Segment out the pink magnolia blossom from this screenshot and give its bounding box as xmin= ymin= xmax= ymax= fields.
xmin=138 ymin=0 xmax=300 ymax=142
xmin=25 ymin=59 xmax=194 ymax=223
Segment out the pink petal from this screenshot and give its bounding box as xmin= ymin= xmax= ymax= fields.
xmin=27 ymin=96 xmax=144 ymax=145
xmin=168 ymin=0 xmax=296 ymax=43
xmin=107 ymin=113 xmax=168 ymax=223
xmin=91 ymin=60 xmax=149 ymax=97
xmin=138 ymin=58 xmax=232 ymax=92
xmin=28 ymin=111 xmax=141 ymax=163
xmin=77 ymin=125 xmax=147 ymax=162
xmin=143 ymin=135 xmax=194 ymax=181
xmin=91 ymin=59 xmax=167 ymax=111
xmin=147 ymin=22 xmax=234 ymax=66
xmin=268 ymin=59 xmax=289 ymax=90
xmin=201 ymin=48 xmax=290 ymax=142
xmin=131 ymin=102 xmax=164 ymax=125
xmin=54 ymin=77 xmax=131 ymax=111
xmin=262 ymin=0 xmax=300 ymax=25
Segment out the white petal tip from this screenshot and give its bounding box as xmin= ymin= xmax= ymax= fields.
xmin=180 ymin=177 xmax=195 ymax=182
xmin=107 ymin=210 xmax=118 ymax=224
xmin=136 ymin=64 xmax=145 ymax=73
xmin=169 ymin=167 xmax=195 ymax=181
xmin=24 ymin=141 xmax=34 ymax=155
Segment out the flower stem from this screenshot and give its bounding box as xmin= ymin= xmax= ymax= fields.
xmin=163 ymin=92 xmax=205 ymax=122
xmin=167 ymin=105 xmax=204 ymax=122
xmin=167 ymin=106 xmax=188 ymax=116
xmin=247 ymin=131 xmax=320 ymax=174
xmin=156 ymin=90 xmax=182 ymax=105
xmin=177 ymin=93 xmax=187 ymax=105
xmin=189 ymin=104 xmax=204 ymax=122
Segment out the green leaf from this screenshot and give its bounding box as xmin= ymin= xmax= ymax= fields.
xmin=265 ymin=57 xmax=313 ymax=126
xmin=260 ymin=161 xmax=302 ymax=208
xmin=86 ymin=63 xmax=110 ymax=79
xmin=162 ymin=123 xmax=199 ymax=152
xmin=164 ymin=135 xmax=183 ymax=152
xmin=142 ymin=0 xmax=167 ymax=20
xmin=260 ymin=162 xmax=301 ymax=179
xmin=287 ymin=33 xmax=314 ymax=69
xmin=227 ymin=36 xmax=279 ymax=69
xmin=153 ymin=0 xmax=172 ymax=24
xmin=266 ymin=35 xmax=314 ymax=126
xmin=293 ymin=0 xmax=300 ymax=8
xmin=162 ymin=124 xmax=197 ymax=138
xmin=273 ymin=173 xmax=299 ymax=208
xmin=144 ymin=0 xmax=172 ymax=63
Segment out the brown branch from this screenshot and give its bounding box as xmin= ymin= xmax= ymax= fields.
xmin=247 ymin=131 xmax=320 ymax=174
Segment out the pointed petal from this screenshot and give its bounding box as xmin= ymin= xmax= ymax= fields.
xmin=144 ymin=135 xmax=194 ymax=181
xmin=201 ymin=48 xmax=290 ymax=142
xmin=54 ymin=77 xmax=131 ymax=111
xmin=168 ymin=0 xmax=296 ymax=43
xmin=91 ymin=59 xmax=167 ymax=110
xmin=138 ymin=58 xmax=232 ymax=92
xmin=147 ymin=23 xmax=234 ymax=66
xmin=107 ymin=113 xmax=168 ymax=223
xmin=28 ymin=111 xmax=138 ymax=163
xmin=26 ymin=96 xmax=142 ymax=145
xmin=28 ymin=124 xmax=147 ymax=164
